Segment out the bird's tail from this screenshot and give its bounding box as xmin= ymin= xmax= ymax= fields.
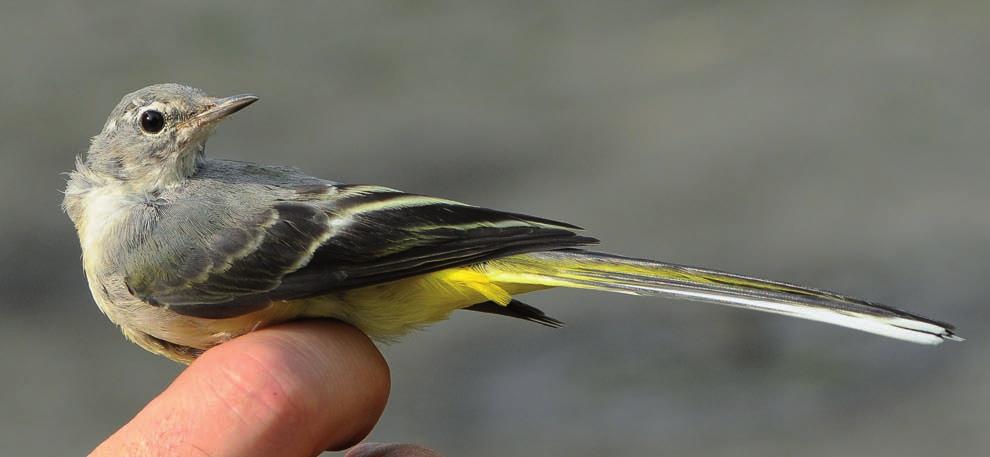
xmin=483 ymin=249 xmax=961 ymax=344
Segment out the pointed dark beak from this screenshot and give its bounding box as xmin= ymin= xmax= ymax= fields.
xmin=192 ymin=94 xmax=258 ymax=126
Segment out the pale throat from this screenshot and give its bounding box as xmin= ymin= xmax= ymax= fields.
xmin=151 ymin=142 xmax=205 ymax=188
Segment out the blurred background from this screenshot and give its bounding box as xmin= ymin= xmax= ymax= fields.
xmin=1 ymin=1 xmax=987 ymax=455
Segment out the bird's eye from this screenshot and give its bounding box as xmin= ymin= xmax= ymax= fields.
xmin=139 ymin=110 xmax=165 ymax=134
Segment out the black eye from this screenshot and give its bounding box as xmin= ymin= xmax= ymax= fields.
xmin=139 ymin=110 xmax=165 ymax=134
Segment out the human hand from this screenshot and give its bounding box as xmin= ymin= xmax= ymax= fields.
xmin=91 ymin=320 xmax=440 ymax=457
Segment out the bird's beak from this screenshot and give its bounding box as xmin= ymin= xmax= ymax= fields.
xmin=191 ymin=94 xmax=259 ymax=127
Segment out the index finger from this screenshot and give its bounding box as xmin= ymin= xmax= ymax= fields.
xmin=92 ymin=320 xmax=391 ymax=457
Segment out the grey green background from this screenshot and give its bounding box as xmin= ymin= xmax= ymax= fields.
xmin=1 ymin=1 xmax=987 ymax=455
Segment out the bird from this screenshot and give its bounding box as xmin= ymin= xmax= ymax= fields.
xmin=63 ymin=84 xmax=961 ymax=363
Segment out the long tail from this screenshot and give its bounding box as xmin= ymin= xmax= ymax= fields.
xmin=482 ymin=249 xmax=961 ymax=345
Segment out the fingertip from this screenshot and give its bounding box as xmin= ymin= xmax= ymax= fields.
xmin=212 ymin=320 xmax=391 ymax=452
xmin=102 ymin=320 xmax=390 ymax=457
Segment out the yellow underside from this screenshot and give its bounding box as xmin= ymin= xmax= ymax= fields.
xmin=299 ymin=264 xmax=550 ymax=339
xmin=300 ymin=253 xmax=687 ymax=339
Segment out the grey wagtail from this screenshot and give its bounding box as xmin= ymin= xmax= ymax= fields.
xmin=63 ymin=84 xmax=961 ymax=363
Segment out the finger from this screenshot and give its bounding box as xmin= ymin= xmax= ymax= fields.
xmin=347 ymin=443 xmax=443 ymax=457
xmin=92 ymin=320 xmax=391 ymax=457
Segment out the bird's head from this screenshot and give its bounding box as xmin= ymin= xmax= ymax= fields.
xmin=80 ymin=83 xmax=257 ymax=190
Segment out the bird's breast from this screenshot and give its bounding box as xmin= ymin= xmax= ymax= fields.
xmin=76 ymin=187 xmax=146 ymax=271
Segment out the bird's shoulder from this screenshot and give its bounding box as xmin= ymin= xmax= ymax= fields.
xmin=156 ymin=159 xmax=348 ymax=225
xmin=171 ymin=159 xmax=334 ymax=197
xmin=165 ymin=159 xmax=448 ymax=217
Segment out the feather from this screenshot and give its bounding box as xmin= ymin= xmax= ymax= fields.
xmin=481 ymin=250 xmax=960 ymax=344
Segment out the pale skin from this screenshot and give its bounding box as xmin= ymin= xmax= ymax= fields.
xmin=92 ymin=321 xmax=440 ymax=457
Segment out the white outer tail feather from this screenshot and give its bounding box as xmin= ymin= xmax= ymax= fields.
xmin=633 ymin=286 xmax=954 ymax=345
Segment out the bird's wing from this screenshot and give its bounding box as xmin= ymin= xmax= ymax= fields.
xmin=125 ymin=184 xmax=596 ymax=318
